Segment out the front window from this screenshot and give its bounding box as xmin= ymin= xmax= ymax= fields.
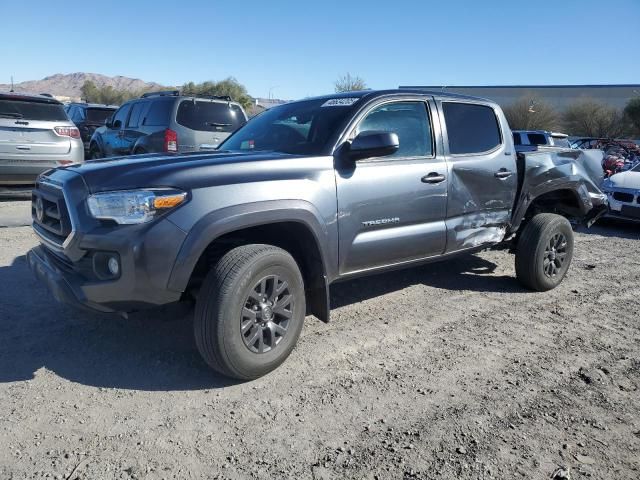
xmin=355 ymin=101 xmax=433 ymax=158
xmin=220 ymin=97 xmax=361 ymax=155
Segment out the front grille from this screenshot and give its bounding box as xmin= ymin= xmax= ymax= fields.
xmin=612 ymin=191 xmax=634 ymax=203
xmin=32 ymin=182 xmax=72 ymax=245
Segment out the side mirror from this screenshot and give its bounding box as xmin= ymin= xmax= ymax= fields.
xmin=349 ymin=131 xmax=399 ymax=161
xmin=105 ymin=117 xmax=113 ymax=128
xmin=112 ymin=119 xmax=122 ymax=129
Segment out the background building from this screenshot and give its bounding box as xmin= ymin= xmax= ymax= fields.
xmin=400 ymin=84 xmax=640 ymax=111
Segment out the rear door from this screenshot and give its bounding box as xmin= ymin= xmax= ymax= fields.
xmin=335 ymin=97 xmax=448 ymax=275
xmin=438 ymin=100 xmax=517 ymax=252
xmin=174 ymin=99 xmax=246 ymax=152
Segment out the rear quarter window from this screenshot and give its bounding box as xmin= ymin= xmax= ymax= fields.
xmin=176 ymin=100 xmax=245 ymax=132
xmin=442 ymin=102 xmax=502 ymax=155
xmin=143 ymin=100 xmax=173 ymax=127
xmin=0 ymin=99 xmax=68 ymax=121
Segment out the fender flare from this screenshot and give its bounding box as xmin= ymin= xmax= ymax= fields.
xmin=166 ymin=199 xmax=335 ymax=293
xmin=510 ymin=175 xmax=594 ymax=232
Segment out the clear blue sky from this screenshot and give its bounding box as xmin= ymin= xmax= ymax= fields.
xmin=1 ymin=0 xmax=639 ymax=99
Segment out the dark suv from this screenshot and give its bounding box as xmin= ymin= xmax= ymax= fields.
xmin=88 ymin=91 xmax=248 ymax=159
xmin=64 ymin=103 xmax=117 ymax=155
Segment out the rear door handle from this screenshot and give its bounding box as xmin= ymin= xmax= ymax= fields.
xmin=495 ymin=169 xmax=513 ymax=179
xmin=421 ymin=172 xmax=446 ymax=184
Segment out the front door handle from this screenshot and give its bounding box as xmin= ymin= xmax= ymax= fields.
xmin=495 ymin=168 xmax=513 ymax=179
xmin=421 ymin=172 xmax=446 ymax=184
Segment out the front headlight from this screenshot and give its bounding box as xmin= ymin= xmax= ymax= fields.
xmin=87 ymin=189 xmax=187 ymax=224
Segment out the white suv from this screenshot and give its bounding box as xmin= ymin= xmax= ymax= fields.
xmin=0 ymin=93 xmax=84 ymax=185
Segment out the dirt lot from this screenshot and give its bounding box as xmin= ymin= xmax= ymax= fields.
xmin=0 ymin=216 xmax=639 ymax=479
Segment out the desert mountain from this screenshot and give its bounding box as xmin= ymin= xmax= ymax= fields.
xmin=0 ymin=73 xmax=167 ymax=100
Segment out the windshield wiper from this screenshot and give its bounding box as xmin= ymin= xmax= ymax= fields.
xmin=206 ymin=122 xmax=232 ymax=127
xmin=0 ymin=112 xmax=24 ymax=119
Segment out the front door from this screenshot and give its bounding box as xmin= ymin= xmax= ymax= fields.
xmin=336 ymin=98 xmax=448 ymax=275
xmin=103 ymin=104 xmax=131 ymax=157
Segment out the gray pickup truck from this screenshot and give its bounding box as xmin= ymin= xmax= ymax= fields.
xmin=28 ymin=89 xmax=607 ymax=379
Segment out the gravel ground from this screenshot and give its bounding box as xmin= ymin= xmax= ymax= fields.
xmin=0 ymin=200 xmax=31 ymax=227
xmin=0 ymin=217 xmax=639 ymax=479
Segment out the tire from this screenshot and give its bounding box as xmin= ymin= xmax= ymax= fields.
xmin=194 ymin=244 xmax=306 ymax=380
xmin=515 ymin=213 xmax=574 ymax=291
xmin=133 ymin=148 xmax=147 ymax=155
xmin=88 ymin=144 xmax=103 ymax=160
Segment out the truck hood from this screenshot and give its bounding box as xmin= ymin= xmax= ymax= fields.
xmin=63 ymin=150 xmax=309 ymax=193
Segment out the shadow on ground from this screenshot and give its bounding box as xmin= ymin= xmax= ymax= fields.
xmin=0 ymin=251 xmax=520 ymax=391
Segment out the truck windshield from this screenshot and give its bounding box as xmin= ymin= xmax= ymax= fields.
xmin=219 ymin=98 xmax=360 ymax=155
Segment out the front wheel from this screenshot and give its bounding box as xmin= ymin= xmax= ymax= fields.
xmin=515 ymin=213 xmax=574 ymax=291
xmin=194 ymin=244 xmax=306 ymax=380
xmin=88 ymin=144 xmax=103 ymax=160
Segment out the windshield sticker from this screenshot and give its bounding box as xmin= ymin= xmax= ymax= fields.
xmin=321 ymin=98 xmax=360 ymax=107
xmin=240 ymin=139 xmax=255 ymax=150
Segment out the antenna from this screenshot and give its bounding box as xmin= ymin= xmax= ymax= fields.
xmin=10 ymin=76 xmax=14 ymax=92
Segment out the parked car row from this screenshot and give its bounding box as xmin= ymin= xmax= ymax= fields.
xmin=512 ymin=129 xmax=570 ymax=149
xmin=63 ymin=102 xmax=117 ymax=155
xmin=0 ymin=90 xmax=250 ymax=187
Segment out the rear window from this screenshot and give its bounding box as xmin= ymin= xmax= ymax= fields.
xmin=551 ymin=136 xmax=570 ymax=148
xmin=86 ymin=108 xmax=115 ymax=124
xmin=527 ymin=133 xmax=548 ymax=145
xmin=442 ymin=102 xmax=501 ymax=155
xmin=144 ymin=100 xmax=172 ymax=126
xmin=176 ymin=100 xmax=245 ymax=132
xmin=0 ymin=99 xmax=67 ymax=121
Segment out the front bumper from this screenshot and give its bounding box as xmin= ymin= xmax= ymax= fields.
xmin=27 ymin=246 xmax=112 ymax=313
xmin=28 ymin=230 xmax=185 ymax=314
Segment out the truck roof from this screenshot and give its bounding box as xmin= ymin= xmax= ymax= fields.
xmin=298 ymin=88 xmax=496 ymax=105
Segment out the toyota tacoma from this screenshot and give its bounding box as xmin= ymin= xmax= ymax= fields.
xmin=28 ymin=89 xmax=607 ymax=379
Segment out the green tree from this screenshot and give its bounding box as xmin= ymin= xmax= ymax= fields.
xmin=624 ymin=97 xmax=640 ymax=135
xmin=80 ymin=80 xmax=164 ymax=105
xmin=334 ymin=73 xmax=367 ymax=93
xmin=182 ymin=77 xmax=253 ymax=110
xmin=562 ymin=100 xmax=626 ymax=137
xmin=503 ymin=96 xmax=559 ymax=131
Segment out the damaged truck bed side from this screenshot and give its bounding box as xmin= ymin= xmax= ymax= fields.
xmin=28 ymin=89 xmax=607 ymax=379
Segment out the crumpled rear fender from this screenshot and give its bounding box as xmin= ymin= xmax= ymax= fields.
xmin=510 ymin=148 xmax=607 ymax=232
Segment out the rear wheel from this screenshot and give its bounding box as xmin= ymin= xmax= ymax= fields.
xmin=515 ymin=213 xmax=574 ymax=291
xmin=194 ymin=244 xmax=306 ymax=380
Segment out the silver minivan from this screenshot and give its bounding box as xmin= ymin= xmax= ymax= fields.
xmin=0 ymin=93 xmax=84 ymax=185
xmin=88 ymin=91 xmax=248 ymax=159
